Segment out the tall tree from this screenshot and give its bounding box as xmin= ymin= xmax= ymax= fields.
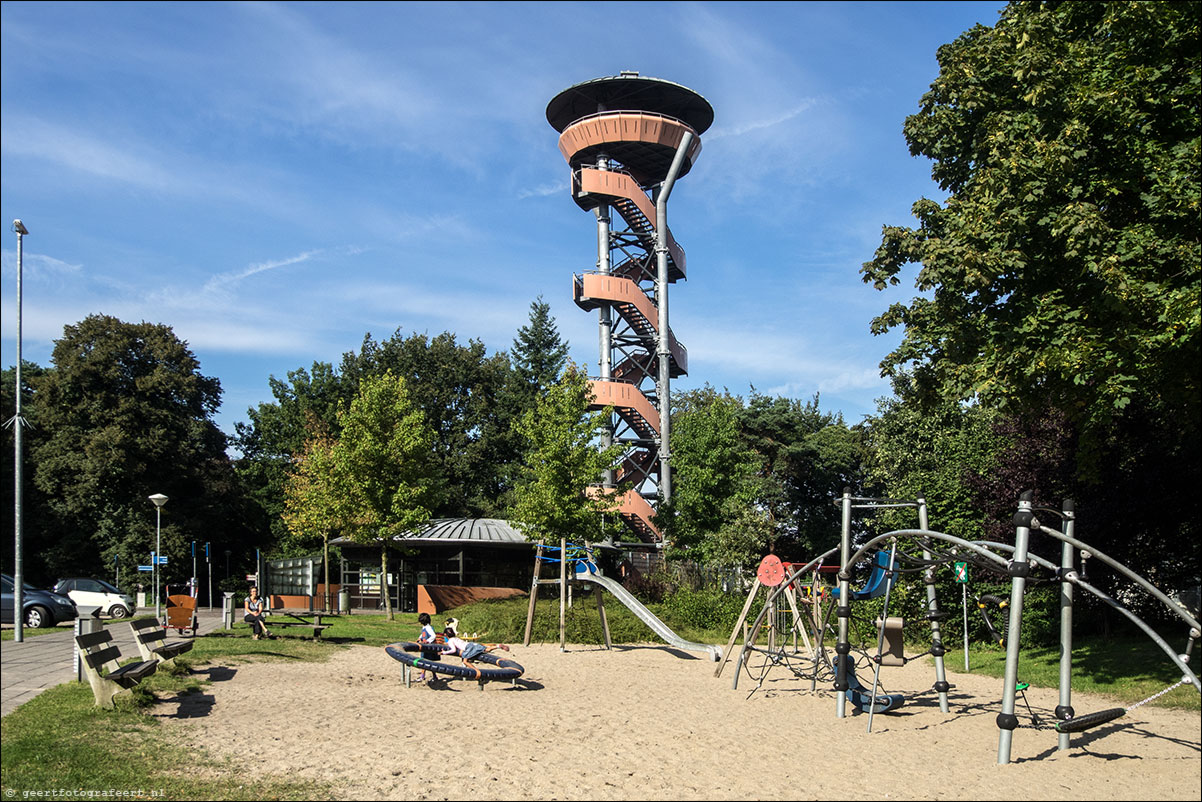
xmin=510 ymin=363 xmax=619 ymax=545
xmin=319 ymin=372 xmax=435 ymax=620
xmin=862 ymin=378 xmax=1006 ymax=542
xmin=281 ymin=421 xmax=340 ymax=610
xmin=29 ymin=315 xmax=246 ymax=583
xmin=341 ymin=330 xmax=517 ymax=518
xmin=660 ymin=387 xmax=761 ymax=565
xmin=233 ymin=362 xmax=344 ymax=554
xmin=860 ymin=1 xmax=1200 ymax=464
xmin=2 ymin=362 xmax=54 ymax=583
xmin=510 ymin=295 xmax=570 ymax=403
xmin=664 ymin=388 xmax=864 ymax=565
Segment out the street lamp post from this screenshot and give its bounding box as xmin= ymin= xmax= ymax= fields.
xmin=149 ymin=494 xmax=168 ymax=620
xmin=9 ymin=220 xmax=29 ymax=643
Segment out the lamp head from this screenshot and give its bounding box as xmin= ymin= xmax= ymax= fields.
xmin=148 ymin=493 xmax=169 ymax=507
xmin=13 ymin=219 xmax=28 ymax=235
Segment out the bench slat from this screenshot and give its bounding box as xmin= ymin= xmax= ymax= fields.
xmin=77 ymin=629 xmax=115 ymax=649
xmin=84 ymin=645 xmax=122 ymax=669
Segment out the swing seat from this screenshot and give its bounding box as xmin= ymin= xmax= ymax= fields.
xmin=1055 ymin=707 xmax=1126 ymax=733
xmin=875 ymin=616 xmax=906 ymax=666
xmin=834 ymin=655 xmax=906 ymax=714
xmin=831 ymin=552 xmax=894 ymax=601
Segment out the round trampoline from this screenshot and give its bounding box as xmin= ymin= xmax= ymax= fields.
xmin=384 ymin=641 xmax=525 ymax=683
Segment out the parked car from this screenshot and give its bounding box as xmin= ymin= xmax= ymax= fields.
xmin=52 ymin=577 xmax=137 ymax=619
xmin=1 ymin=573 xmax=78 ymax=628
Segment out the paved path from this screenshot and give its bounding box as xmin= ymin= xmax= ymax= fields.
xmin=1 ymin=608 xmax=226 ymax=717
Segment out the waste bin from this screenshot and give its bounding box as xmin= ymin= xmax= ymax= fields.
xmin=338 ymin=588 xmax=350 ymax=615
xmin=223 ymin=592 xmax=236 ymax=630
xmin=74 ymin=605 xmax=103 ymax=681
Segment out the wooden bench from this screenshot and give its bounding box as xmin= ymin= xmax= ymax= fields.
xmin=75 ymin=629 xmax=159 ymax=709
xmin=128 ymin=618 xmax=195 ymax=665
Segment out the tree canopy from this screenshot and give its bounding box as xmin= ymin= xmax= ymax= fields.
xmin=283 ymin=372 xmax=435 ymax=619
xmin=509 ymin=363 xmax=619 ymax=544
xmin=27 ymin=315 xmax=246 ymax=582
xmin=861 ymin=1 xmax=1200 ymax=462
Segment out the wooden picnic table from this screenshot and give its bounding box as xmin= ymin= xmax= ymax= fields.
xmin=266 ymin=610 xmax=333 ymax=639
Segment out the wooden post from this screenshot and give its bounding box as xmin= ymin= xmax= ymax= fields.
xmin=523 ymin=542 xmax=544 ymax=647
xmin=714 ymin=579 xmax=762 ymax=678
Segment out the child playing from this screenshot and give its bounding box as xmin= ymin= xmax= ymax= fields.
xmin=442 ymin=626 xmax=510 ymax=667
xmin=416 ymin=612 xmax=437 ymax=682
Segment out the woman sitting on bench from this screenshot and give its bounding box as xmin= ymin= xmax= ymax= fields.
xmin=244 ymin=586 xmax=272 ymax=640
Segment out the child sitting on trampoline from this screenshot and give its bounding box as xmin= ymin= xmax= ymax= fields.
xmin=442 ymin=625 xmax=509 ymax=667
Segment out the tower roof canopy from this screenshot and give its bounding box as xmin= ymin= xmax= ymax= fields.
xmin=547 ymin=72 xmax=713 ymax=134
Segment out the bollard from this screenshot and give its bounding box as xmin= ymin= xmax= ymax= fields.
xmin=223 ymin=592 xmax=235 ymax=630
xmin=73 ymin=606 xmax=103 ymax=681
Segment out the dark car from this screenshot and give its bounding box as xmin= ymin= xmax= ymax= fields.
xmin=1 ymin=573 xmax=78 ymax=628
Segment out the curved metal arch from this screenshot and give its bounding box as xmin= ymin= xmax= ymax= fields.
xmin=846 ymin=529 xmax=1200 ymax=694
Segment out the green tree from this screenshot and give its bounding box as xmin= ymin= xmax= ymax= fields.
xmin=327 ymin=372 xmax=435 ymax=620
xmin=510 ymin=295 xmax=570 ymax=404
xmin=664 ymin=387 xmax=864 ymax=566
xmin=738 ymin=392 xmax=864 ymax=557
xmin=29 ymin=315 xmax=246 ymax=583
xmin=862 ymin=380 xmax=1005 ymax=542
xmin=661 ymin=387 xmax=760 ymax=564
xmin=340 ymin=330 xmax=517 ymax=518
xmin=281 ymin=422 xmax=341 ymax=610
xmin=233 ymin=362 xmax=344 ymax=555
xmin=2 ymin=362 xmax=55 ymax=583
xmin=510 ymin=363 xmax=619 ymax=545
xmin=860 ymin=1 xmax=1200 ymax=463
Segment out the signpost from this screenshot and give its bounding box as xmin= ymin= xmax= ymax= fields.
xmin=955 ymin=561 xmax=969 ymax=670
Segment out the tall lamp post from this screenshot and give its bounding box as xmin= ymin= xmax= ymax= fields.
xmin=148 ymin=494 xmax=168 ymax=620
xmin=9 ymin=220 xmax=29 ymax=643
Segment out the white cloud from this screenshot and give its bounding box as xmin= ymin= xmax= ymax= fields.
xmin=0 ymin=115 xmax=174 ymax=190
xmin=203 ymin=249 xmax=325 ymax=293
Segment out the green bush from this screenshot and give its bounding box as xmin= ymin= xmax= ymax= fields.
xmin=660 ymin=585 xmax=758 ymax=632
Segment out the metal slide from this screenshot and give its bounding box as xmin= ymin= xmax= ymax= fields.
xmin=574 ymin=567 xmax=721 ymax=661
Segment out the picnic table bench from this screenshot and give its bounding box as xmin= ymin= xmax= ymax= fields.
xmin=75 ymin=628 xmax=158 ymax=709
xmin=129 ymin=618 xmax=195 ymax=665
xmin=265 ymin=610 xmax=332 ymax=640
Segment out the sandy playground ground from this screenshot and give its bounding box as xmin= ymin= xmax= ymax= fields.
xmin=155 ymin=641 xmax=1200 ymax=801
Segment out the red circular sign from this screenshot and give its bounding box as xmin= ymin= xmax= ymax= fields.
xmin=757 ymin=554 xmax=785 ymax=587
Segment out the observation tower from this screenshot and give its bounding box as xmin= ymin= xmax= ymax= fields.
xmin=546 ymin=71 xmax=712 ymax=546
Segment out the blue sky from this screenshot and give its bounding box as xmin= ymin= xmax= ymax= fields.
xmin=1 ymin=1 xmax=1006 ymax=441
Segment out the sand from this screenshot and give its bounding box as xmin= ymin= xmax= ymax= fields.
xmin=155 ymin=642 xmax=1200 ymax=801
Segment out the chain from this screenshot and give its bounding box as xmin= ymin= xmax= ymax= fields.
xmin=1127 ymin=678 xmax=1190 ymax=713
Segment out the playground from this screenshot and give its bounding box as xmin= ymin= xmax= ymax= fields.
xmin=156 ymin=641 xmax=1199 ymax=800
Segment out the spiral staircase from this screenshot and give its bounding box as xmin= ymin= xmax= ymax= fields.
xmin=546 ymin=72 xmax=712 ymax=544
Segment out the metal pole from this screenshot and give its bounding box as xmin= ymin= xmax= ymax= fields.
xmin=997 ymin=491 xmax=1034 ymax=764
xmin=1057 ymin=499 xmax=1076 ymax=751
xmin=206 ymin=542 xmax=212 ymax=612
xmin=155 ymin=506 xmax=161 ymax=620
xmin=595 ymin=156 xmax=615 ymax=490
xmin=654 ymin=131 xmax=693 ymax=507
xmin=10 ymin=220 xmax=28 ymax=642
xmin=149 ymin=494 xmax=167 ymax=620
xmin=918 ymin=497 xmax=951 ymax=713
xmin=963 ymin=582 xmax=970 ymax=671
xmin=835 ymin=488 xmax=852 ymax=718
